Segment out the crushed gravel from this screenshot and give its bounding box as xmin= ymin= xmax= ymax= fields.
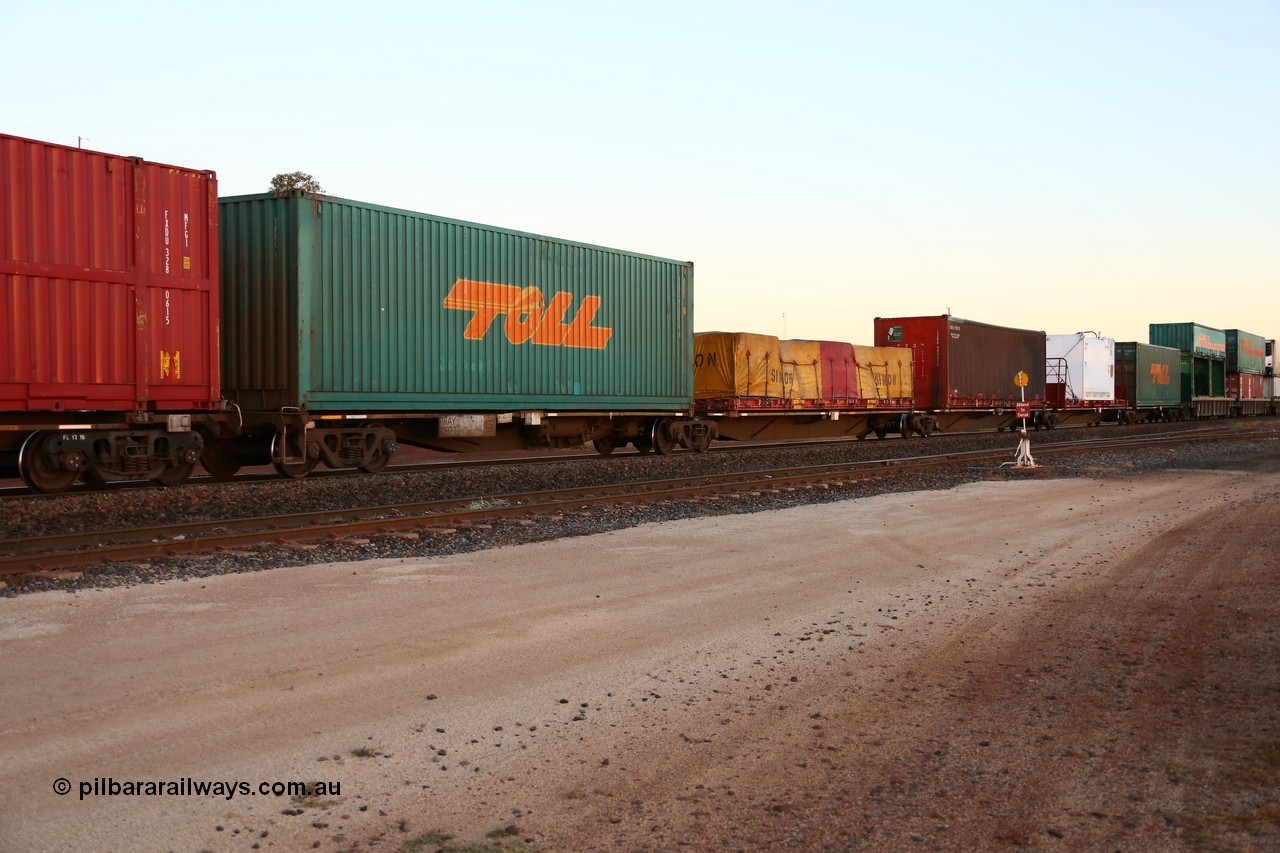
xmin=3 ymin=420 xmax=1276 ymax=596
xmin=2 ymin=423 xmax=1278 ymax=852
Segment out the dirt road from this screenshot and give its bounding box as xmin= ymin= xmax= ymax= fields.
xmin=2 ymin=460 xmax=1277 ymax=851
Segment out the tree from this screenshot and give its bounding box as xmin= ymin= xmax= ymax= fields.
xmin=269 ymin=171 xmax=324 ymax=194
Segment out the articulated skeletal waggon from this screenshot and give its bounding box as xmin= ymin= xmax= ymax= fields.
xmin=2 ymin=133 xmax=1273 ymax=492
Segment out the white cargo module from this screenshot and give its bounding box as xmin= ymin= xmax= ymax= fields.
xmin=1046 ymin=333 xmax=1115 ymax=403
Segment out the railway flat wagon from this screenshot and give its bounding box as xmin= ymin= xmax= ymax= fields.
xmin=0 ymin=133 xmax=220 ymax=491
xmin=693 ymin=333 xmax=913 ymax=441
xmin=1045 ymin=332 xmax=1119 ymax=426
xmin=212 ymin=191 xmax=699 ymax=475
xmin=1149 ymin=322 xmax=1228 ymax=417
xmin=1114 ymin=342 xmax=1181 ymax=421
xmin=873 ymin=314 xmax=1047 ymax=433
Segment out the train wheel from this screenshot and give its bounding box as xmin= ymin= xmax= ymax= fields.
xmin=17 ymin=431 xmax=80 ymax=494
xmin=274 ymin=457 xmax=317 ymax=479
xmin=358 ymin=454 xmax=390 ymax=473
xmin=651 ymin=419 xmax=677 ymax=455
xmin=873 ymin=426 xmax=889 ymax=439
xmin=271 ymin=433 xmax=317 ymax=479
xmin=155 ymin=461 xmax=196 ymax=487
xmin=356 ymin=427 xmax=396 ymax=473
xmin=358 ymin=449 xmax=391 ymax=474
xmin=690 ymin=432 xmax=712 ymax=453
xmin=592 ymin=435 xmax=618 ymax=456
xmin=201 ymin=441 xmax=242 ymax=479
xmin=632 ymin=435 xmax=654 ymax=454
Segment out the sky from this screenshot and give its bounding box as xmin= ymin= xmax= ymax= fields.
xmin=3 ymin=0 xmax=1277 ymax=346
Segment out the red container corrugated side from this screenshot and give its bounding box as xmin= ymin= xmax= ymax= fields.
xmin=873 ymin=314 xmax=1046 ymax=410
xmin=0 ymin=133 xmax=219 ymax=412
xmin=1227 ymin=372 xmax=1264 ymax=400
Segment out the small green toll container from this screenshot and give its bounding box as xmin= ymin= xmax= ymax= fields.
xmin=1225 ymin=329 xmax=1266 ymax=375
xmin=1115 ymin=342 xmax=1181 ymax=408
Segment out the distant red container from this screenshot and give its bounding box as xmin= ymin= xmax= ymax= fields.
xmin=1227 ymin=372 xmax=1264 ymax=400
xmin=0 ymin=133 xmax=219 ymax=412
xmin=873 ymin=314 xmax=1046 ymax=410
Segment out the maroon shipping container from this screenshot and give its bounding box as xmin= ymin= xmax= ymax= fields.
xmin=1227 ymin=372 xmax=1265 ymax=400
xmin=0 ymin=133 xmax=219 ymax=412
xmin=873 ymin=314 xmax=1046 ymax=410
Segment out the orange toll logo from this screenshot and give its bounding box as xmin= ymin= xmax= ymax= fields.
xmin=1241 ymin=338 xmax=1266 ymax=357
xmin=1150 ymin=363 xmax=1171 ymax=385
xmin=1196 ymin=333 xmax=1226 ymax=352
xmin=443 ymin=279 xmax=613 ymax=349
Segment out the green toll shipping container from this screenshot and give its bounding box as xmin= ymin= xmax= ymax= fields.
xmin=219 ymin=192 xmax=693 ymax=413
xmin=1148 ymin=322 xmax=1226 ymax=360
xmin=1149 ymin=321 xmax=1226 ymax=400
xmin=1225 ymin=329 xmax=1266 ymax=375
xmin=1114 ymin=342 xmax=1181 ymax=408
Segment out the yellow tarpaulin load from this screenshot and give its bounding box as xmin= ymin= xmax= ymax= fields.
xmin=854 ymin=345 xmax=913 ymax=401
xmin=694 ymin=332 xmax=783 ymax=399
xmin=779 ymin=340 xmax=824 ymax=401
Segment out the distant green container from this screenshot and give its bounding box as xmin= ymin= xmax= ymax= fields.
xmin=1148 ymin=322 xmax=1226 ymax=360
xmin=1115 ymin=342 xmax=1181 ymax=407
xmin=1225 ymin=329 xmax=1266 ymax=375
xmin=220 ymin=192 xmax=693 ymax=412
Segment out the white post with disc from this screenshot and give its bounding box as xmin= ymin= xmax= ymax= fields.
xmin=1007 ymin=371 xmax=1036 ymax=468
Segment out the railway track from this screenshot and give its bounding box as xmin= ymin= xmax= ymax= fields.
xmin=0 ymin=433 xmax=900 ymax=499
xmin=0 ymin=433 xmax=995 ymax=499
xmin=0 ymin=418 xmax=1250 ymax=500
xmin=3 ymin=426 xmax=1269 ymax=575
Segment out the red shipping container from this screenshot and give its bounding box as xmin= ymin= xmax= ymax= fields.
xmin=0 ymin=133 xmax=219 ymax=412
xmin=1227 ymin=372 xmax=1264 ymax=400
xmin=873 ymin=314 xmax=1046 ymax=410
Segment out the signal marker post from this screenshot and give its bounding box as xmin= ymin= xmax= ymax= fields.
xmin=1009 ymin=371 xmax=1036 ymax=469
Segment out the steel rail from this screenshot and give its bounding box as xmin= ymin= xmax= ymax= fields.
xmin=2 ymin=428 xmax=1271 ymax=574
xmin=0 ymin=419 xmax=1261 ymax=500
